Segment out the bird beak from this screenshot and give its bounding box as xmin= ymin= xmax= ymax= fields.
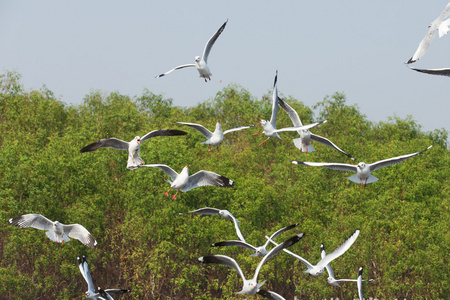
xmin=186 ymin=164 xmax=189 ymax=168
xmin=137 ymin=139 xmax=141 ymax=144
xmin=258 ymin=119 xmax=262 ymax=122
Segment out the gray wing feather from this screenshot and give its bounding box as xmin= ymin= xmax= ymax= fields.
xmin=140 ymin=164 xmax=179 ymax=182
xmin=270 ymin=71 xmax=279 ymax=127
xmin=223 ymin=125 xmax=254 ymax=135
xmin=63 ymin=224 xmax=97 ymax=248
xmin=310 ymin=134 xmax=354 ymax=159
xmin=80 ymin=138 xmax=129 ymax=152
xmin=202 ymin=20 xmax=228 ymax=63
xmin=212 ymin=240 xmax=257 ymax=252
xmin=292 ymin=161 xmax=357 ymax=173
xmin=369 ymin=145 xmax=432 ymax=172
xmin=186 ymin=207 xmax=220 ymax=215
xmin=277 ymin=97 xmax=303 ymax=127
xmin=8 ymin=214 xmax=53 ymax=231
xmin=182 ymin=171 xmax=233 ymax=192
xmin=155 ymin=64 xmax=196 ymax=78
xmin=199 ymin=255 xmax=246 ymax=282
xmin=140 ymin=129 xmax=187 ymax=143
xmin=176 ymin=122 xmax=212 ymax=139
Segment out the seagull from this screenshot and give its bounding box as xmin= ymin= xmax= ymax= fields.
xmin=406 ymin=3 xmax=450 ymax=64
xmin=292 ymin=145 xmax=432 ymax=189
xmin=408 ymin=66 xmax=450 ymax=77
xmin=211 ymin=224 xmax=300 ymax=257
xmin=176 ymin=120 xmax=253 ymax=157
xmin=155 ymin=20 xmax=228 ymax=82
xmin=321 ymin=245 xmax=373 ymax=287
xmin=181 ymin=207 xmax=246 ymax=242
xmin=266 ymin=229 xmax=360 ymax=276
xmin=199 ymin=234 xmax=304 ymax=299
xmin=80 ymin=129 xmax=187 ymax=169
xmin=277 ymin=97 xmax=354 ymax=159
xmin=77 ymin=256 xmax=130 ymax=300
xmin=254 ymin=71 xmax=326 ymax=146
xmin=140 ymin=164 xmax=234 ymax=199
xmin=9 ymin=214 xmax=97 ymax=248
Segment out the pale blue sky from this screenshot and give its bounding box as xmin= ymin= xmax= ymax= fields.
xmin=1 ymin=1 xmax=449 ymax=133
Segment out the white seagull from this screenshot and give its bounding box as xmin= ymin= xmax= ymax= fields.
xmin=80 ymin=129 xmax=187 ymax=169
xmin=321 ymin=245 xmax=373 ymax=287
xmin=406 ymin=3 xmax=450 ymax=64
xmin=9 ymin=213 xmax=97 ymax=248
xmin=292 ymin=145 xmax=432 ymax=189
xmin=181 ymin=207 xmax=246 ymax=242
xmin=156 ymin=20 xmax=228 ymax=82
xmin=176 ymin=120 xmax=253 ymax=157
xmin=254 ymin=71 xmax=326 ymax=146
xmin=77 ymin=255 xmax=130 ymax=300
xmin=140 ymin=164 xmax=234 ymax=199
xmin=211 ymin=224 xmax=300 ymax=257
xmin=266 ymin=229 xmax=360 ymax=276
xmin=277 ymin=97 xmax=354 ymax=159
xmin=199 ymin=234 xmax=304 ymax=299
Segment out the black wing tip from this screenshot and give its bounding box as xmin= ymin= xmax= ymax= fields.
xmin=358 ymin=267 xmax=363 ymax=275
xmin=406 ymin=58 xmax=415 ymax=64
xmin=291 ymin=160 xmax=306 ymax=165
xmin=79 ymin=142 xmax=101 ymax=153
xmin=155 ymin=73 xmax=165 ymax=78
xmin=8 ymin=215 xmax=23 ymax=227
xmin=217 ymin=175 xmax=234 ymax=188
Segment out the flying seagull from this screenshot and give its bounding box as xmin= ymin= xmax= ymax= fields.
xmin=140 ymin=164 xmax=233 ymax=199
xmin=181 ymin=207 xmax=245 ymax=242
xmin=254 ymin=71 xmax=326 ymax=146
xmin=156 ymin=20 xmax=228 ymax=82
xmin=77 ymin=256 xmax=130 ymax=300
xmin=212 ymin=224 xmax=300 ymax=257
xmin=292 ymin=145 xmax=432 ymax=189
xmin=80 ymin=129 xmax=187 ymax=169
xmin=321 ymin=244 xmax=373 ymax=287
xmin=9 ymin=214 xmax=97 ymax=248
xmin=406 ymin=3 xmax=450 ymax=64
xmin=199 ymin=234 xmax=304 ymax=299
xmin=176 ymin=120 xmax=253 ymax=157
xmin=408 ymin=66 xmax=450 ymax=77
xmin=277 ymin=97 xmax=354 ymax=159
xmin=266 ymin=229 xmax=360 ymax=276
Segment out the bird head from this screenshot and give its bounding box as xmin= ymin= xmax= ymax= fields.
xmin=258 ymin=119 xmax=267 ymax=126
xmin=194 ymin=56 xmax=201 ymax=62
xmin=357 ymin=162 xmax=366 ymax=169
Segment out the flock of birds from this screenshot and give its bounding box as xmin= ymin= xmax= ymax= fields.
xmin=6 ymin=3 xmax=443 ymax=299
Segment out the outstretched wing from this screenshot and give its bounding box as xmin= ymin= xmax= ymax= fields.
xmin=155 ymin=64 xmax=196 ymax=78
xmin=211 ymin=240 xmax=257 ymax=252
xmin=277 ymin=97 xmax=303 ymax=127
xmin=409 ymin=66 xmax=450 ymax=77
xmin=63 ymin=224 xmax=97 ymax=248
xmin=199 ymin=255 xmax=246 ymax=282
xmin=183 ymin=171 xmax=234 ymax=192
xmin=292 ymin=161 xmax=357 ymax=173
xmin=140 ymin=129 xmax=187 ymax=143
xmin=223 ymin=124 xmax=254 ymax=135
xmin=369 ymin=145 xmax=432 ymax=172
xmin=8 ymin=214 xmax=53 ymax=231
xmin=140 ymin=164 xmax=179 ymax=182
xmin=184 ymin=207 xmax=220 ymax=215
xmin=263 ymin=223 xmax=299 ymax=248
xmin=316 ymin=230 xmax=360 ymax=271
xmin=273 ymin=120 xmax=327 ymax=134
xmin=202 ymin=19 xmax=228 ymax=63
xmin=269 ymin=71 xmax=279 ymax=127
xmin=257 ymin=289 xmax=285 ymax=300
xmin=176 ymin=122 xmax=213 ymax=139
xmin=254 ymin=234 xmax=303 ymax=281
xmin=80 ymin=138 xmax=129 ymax=152
xmin=310 ymin=133 xmax=354 ymax=159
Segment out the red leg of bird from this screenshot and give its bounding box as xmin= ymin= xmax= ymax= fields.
xmin=216 ymin=146 xmax=219 ymax=158
xmin=208 ymin=146 xmax=211 ymax=154
xmin=172 ymin=190 xmax=179 ymax=200
xmin=360 ymin=181 xmax=364 ymax=189
xmin=252 ymin=133 xmax=263 ymax=136
xmin=164 ymin=187 xmax=172 ymax=197
xmin=208 ymin=76 xmax=211 ymax=81
xmin=258 ymin=138 xmax=269 ymax=147
xmin=364 ymin=179 xmax=368 ymax=188
xmin=204 ymin=78 xmax=207 ymax=82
